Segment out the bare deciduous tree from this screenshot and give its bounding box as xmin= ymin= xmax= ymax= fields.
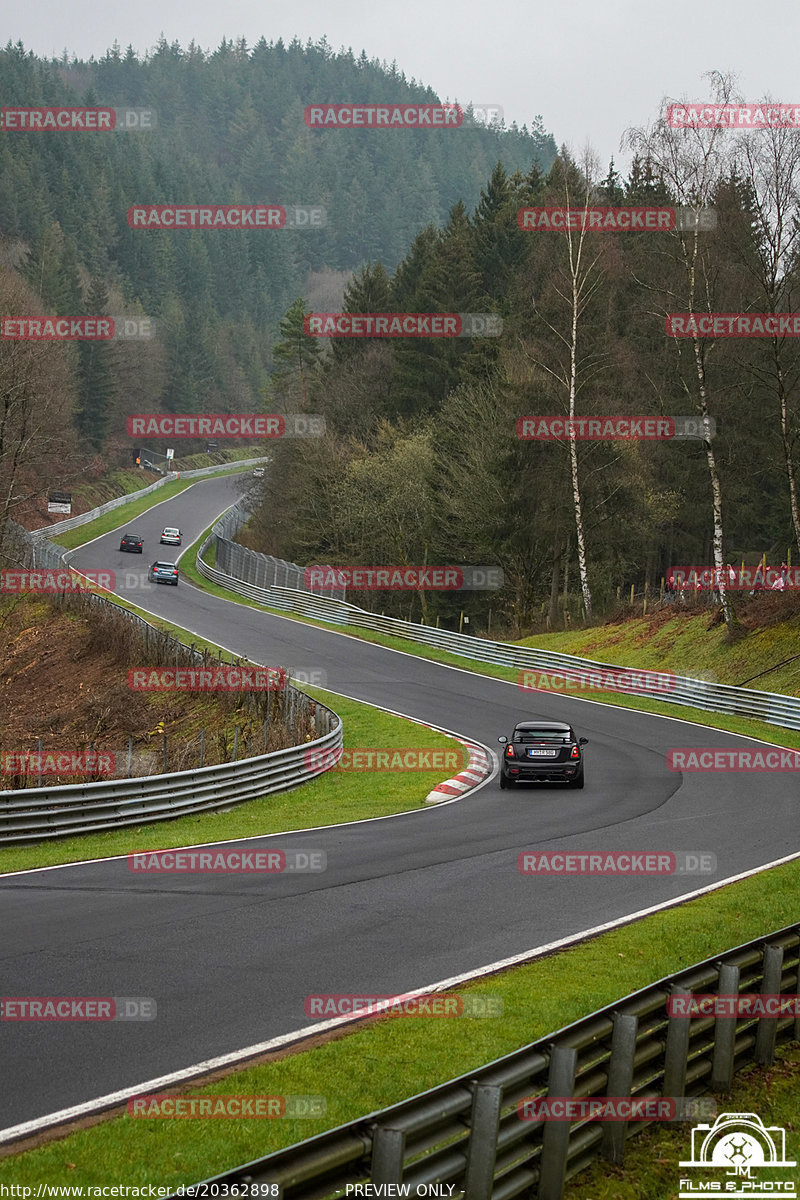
xmin=0 ymin=270 xmax=75 ymax=564
xmin=626 ymin=70 xmax=735 ymax=625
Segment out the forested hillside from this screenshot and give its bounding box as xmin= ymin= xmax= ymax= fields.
xmin=252 ymin=95 xmax=800 ymax=633
xmin=0 ymin=38 xmax=555 ymax=424
xmin=3 ymin=43 xmax=798 ymax=639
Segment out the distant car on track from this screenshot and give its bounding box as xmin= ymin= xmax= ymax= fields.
xmin=252 ymin=466 xmax=265 ymax=478
xmin=148 ymin=560 xmax=179 ymax=585
xmin=160 ymin=527 xmax=182 ymax=545
xmin=119 ymin=532 xmax=143 ymax=553
xmin=498 ymin=720 xmax=587 ymax=789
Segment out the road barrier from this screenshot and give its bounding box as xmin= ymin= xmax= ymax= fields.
xmin=0 ymin=527 xmax=341 ymax=843
xmin=171 ymin=924 xmax=800 ymax=1200
xmin=0 ymin=712 xmax=340 ymax=843
xmin=28 ymin=456 xmax=269 ymax=539
xmin=199 ymin=503 xmax=800 ymax=733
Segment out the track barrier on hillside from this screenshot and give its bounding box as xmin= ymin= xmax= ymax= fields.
xmin=199 ymin=502 xmax=800 ymax=733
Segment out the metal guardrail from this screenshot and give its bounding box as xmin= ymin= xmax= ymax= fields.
xmin=0 ymin=711 xmax=341 ymax=843
xmin=174 ymin=924 xmax=800 ymax=1200
xmin=211 ymin=503 xmax=347 ymax=600
xmin=199 ymin=504 xmax=800 ymax=733
xmin=0 ymin=526 xmax=342 ymax=843
xmin=28 ymin=457 xmax=269 ymax=538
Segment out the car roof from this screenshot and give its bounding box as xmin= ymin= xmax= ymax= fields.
xmin=123 ymin=531 xmax=142 ymax=536
xmin=153 ymin=560 xmax=177 ymax=566
xmin=513 ymin=720 xmax=572 ymax=731
xmin=162 ymin=526 xmax=180 ymax=531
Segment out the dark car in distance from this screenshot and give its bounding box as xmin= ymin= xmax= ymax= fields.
xmin=498 ymin=720 xmax=587 ymax=789
xmin=148 ymin=560 xmax=179 ymax=585
xmin=119 ymin=532 xmax=143 ymax=553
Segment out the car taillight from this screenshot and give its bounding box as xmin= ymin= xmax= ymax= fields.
xmin=505 ymin=745 xmax=515 ymax=757
xmin=571 ymin=744 xmax=580 ymax=758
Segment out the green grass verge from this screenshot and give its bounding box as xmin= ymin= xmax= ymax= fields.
xmin=519 ymin=609 xmax=800 ymax=696
xmin=74 ymin=468 xmax=161 ymax=511
xmin=0 ymin=687 xmax=462 ymax=874
xmin=2 ymin=858 xmax=798 ymax=1185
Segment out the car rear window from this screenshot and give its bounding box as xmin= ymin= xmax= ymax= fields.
xmin=514 ymin=729 xmax=571 ymax=742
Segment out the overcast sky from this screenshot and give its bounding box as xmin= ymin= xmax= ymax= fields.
xmin=9 ymin=0 xmax=798 ymax=172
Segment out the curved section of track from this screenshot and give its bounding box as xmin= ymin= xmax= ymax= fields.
xmin=1 ymin=474 xmax=795 ymax=1133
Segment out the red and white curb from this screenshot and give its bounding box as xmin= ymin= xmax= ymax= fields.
xmin=425 ymin=736 xmax=492 ymax=804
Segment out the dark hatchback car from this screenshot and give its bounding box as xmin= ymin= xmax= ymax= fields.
xmin=119 ymin=532 xmax=143 ymax=553
xmin=148 ymin=560 xmax=179 ymax=585
xmin=498 ymin=720 xmax=588 ymax=789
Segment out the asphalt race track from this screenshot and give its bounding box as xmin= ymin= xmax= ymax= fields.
xmin=1 ymin=473 xmax=796 ymax=1134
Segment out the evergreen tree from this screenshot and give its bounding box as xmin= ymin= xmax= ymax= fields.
xmin=331 ymin=261 xmax=392 ymax=364
xmin=271 ymin=298 xmax=321 ymax=409
xmin=75 ymin=276 xmax=116 ymax=450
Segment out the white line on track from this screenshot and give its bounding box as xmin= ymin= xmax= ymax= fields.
xmin=3 ymin=844 xmax=800 ymax=1146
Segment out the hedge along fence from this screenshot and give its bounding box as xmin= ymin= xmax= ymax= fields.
xmin=0 ymin=527 xmax=340 ymax=811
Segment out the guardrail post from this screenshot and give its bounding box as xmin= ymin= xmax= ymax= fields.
xmin=463 ymin=1083 xmax=502 ymax=1200
xmin=755 ymin=944 xmax=784 ymax=1066
xmin=664 ymin=987 xmax=692 ymax=1121
xmin=601 ymin=1012 xmax=638 ymax=1164
xmin=370 ymin=1127 xmax=405 ymax=1185
xmin=539 ymin=1044 xmax=577 ymax=1200
xmin=711 ymin=962 xmax=740 ymax=1092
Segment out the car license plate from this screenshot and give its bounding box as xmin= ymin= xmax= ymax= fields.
xmin=528 ymin=748 xmax=559 ymax=757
